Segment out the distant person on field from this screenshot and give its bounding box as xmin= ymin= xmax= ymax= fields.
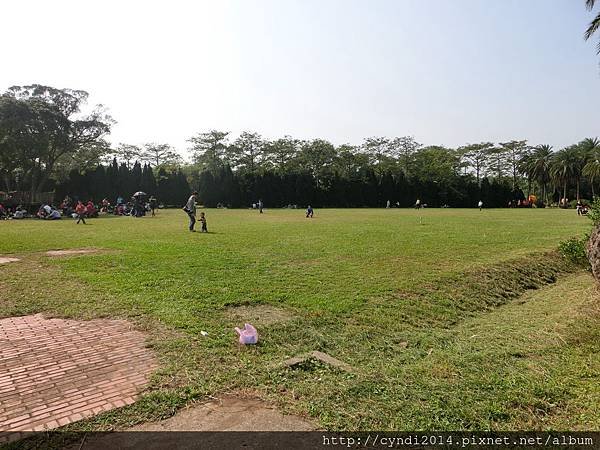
xmin=75 ymin=201 xmax=87 ymax=224
xmin=415 ymin=199 xmax=421 ymax=209
xmin=386 ymin=200 xmax=390 ymax=208
xmin=184 ymin=191 xmax=198 ymax=232
xmin=199 ymin=212 xmax=208 ymax=232
xmin=258 ymin=199 xmax=264 ymax=214
xmin=576 ymin=200 xmax=583 ymax=216
xmin=478 ymin=200 xmax=483 ymax=211
xmin=149 ymin=196 xmax=157 ymax=216
xmin=306 ymin=205 xmax=314 ymax=218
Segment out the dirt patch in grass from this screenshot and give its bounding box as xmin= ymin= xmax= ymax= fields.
xmin=45 ymin=248 xmax=102 ymax=257
xmin=127 ymin=395 xmax=315 ymax=431
xmin=54 ymin=396 xmax=314 ymax=449
xmin=226 ymin=304 xmax=295 ymax=327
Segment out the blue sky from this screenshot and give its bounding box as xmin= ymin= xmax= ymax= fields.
xmin=1 ymin=0 xmax=598 ymax=155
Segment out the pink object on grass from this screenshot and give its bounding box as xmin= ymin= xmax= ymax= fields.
xmin=235 ymin=323 xmax=258 ymax=345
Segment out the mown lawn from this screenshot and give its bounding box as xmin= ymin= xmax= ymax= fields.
xmin=1 ymin=208 xmax=598 ymax=433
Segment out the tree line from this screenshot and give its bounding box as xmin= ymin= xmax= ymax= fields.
xmin=1 ymin=84 xmax=599 ymax=208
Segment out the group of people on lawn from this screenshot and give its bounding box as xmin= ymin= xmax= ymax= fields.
xmin=0 ymin=194 xmax=159 ymax=222
xmin=183 ymin=192 xmax=315 ymax=232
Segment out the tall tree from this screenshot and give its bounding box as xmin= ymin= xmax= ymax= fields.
xmin=411 ymin=146 xmax=460 ymax=183
xmin=334 ymin=144 xmax=368 ymax=179
xmin=141 ymin=143 xmax=181 ymax=167
xmin=583 ymin=151 xmax=600 ymax=199
xmin=140 ymin=163 xmax=156 ymax=195
xmin=297 ymin=139 xmax=336 ymax=188
xmin=581 ymin=138 xmax=600 ymax=197
xmin=390 ymin=136 xmax=420 ymax=176
xmin=487 ymin=146 xmax=511 ymax=183
xmin=0 ymin=96 xmax=39 ymax=191
xmin=188 ymin=130 xmax=229 ymax=172
xmin=362 ymin=137 xmax=393 ymax=174
xmin=499 ymin=140 xmax=528 ymax=190
xmin=265 ymin=136 xmax=299 ymax=173
xmin=0 ymin=84 xmax=112 ymax=197
xmin=459 ymin=142 xmax=494 ymax=187
xmin=115 ymin=143 xmax=142 ymax=168
xmin=231 ymin=131 xmax=265 ymax=173
xmin=551 ymin=145 xmax=584 ymax=204
xmin=526 ymin=144 xmax=553 ymax=204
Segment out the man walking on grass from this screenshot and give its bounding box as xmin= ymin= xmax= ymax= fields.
xmin=75 ymin=201 xmax=87 ymax=224
xmin=184 ymin=191 xmax=198 ymax=232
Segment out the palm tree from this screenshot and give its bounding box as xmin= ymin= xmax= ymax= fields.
xmin=527 ymin=144 xmax=553 ymax=205
xmin=585 ymin=0 xmax=600 ymax=55
xmin=551 ymin=146 xmax=584 ymax=206
xmin=582 ymin=138 xmax=600 ymax=198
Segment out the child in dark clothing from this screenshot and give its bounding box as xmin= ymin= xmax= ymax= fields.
xmin=199 ymin=212 xmax=208 ymax=233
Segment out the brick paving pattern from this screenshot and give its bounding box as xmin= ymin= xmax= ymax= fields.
xmin=0 ymin=314 xmax=157 ymax=437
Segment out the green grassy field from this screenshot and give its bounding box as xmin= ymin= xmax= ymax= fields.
xmin=1 ymin=208 xmax=598 ymax=432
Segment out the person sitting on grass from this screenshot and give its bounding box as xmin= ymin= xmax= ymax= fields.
xmin=199 ymin=211 xmax=208 ymax=233
xmin=306 ymin=205 xmax=314 ymax=218
xmin=86 ymin=201 xmax=98 ymax=218
xmin=0 ymin=203 xmax=7 ymax=220
xmin=60 ymin=200 xmax=73 ymax=216
xmin=46 ymin=208 xmax=61 ymax=220
xmin=37 ymin=204 xmax=50 ymax=219
xmin=75 ymin=201 xmax=87 ymax=224
xmin=13 ymin=206 xmax=26 ymax=219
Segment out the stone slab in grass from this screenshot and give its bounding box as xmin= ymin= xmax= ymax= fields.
xmin=0 ymin=257 xmax=20 ymax=264
xmin=283 ymin=350 xmax=353 ymax=372
xmin=226 ymin=304 xmax=294 ymax=327
xmin=45 ymin=248 xmax=99 ymax=257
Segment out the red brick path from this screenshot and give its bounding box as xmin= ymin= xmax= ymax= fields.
xmin=0 ymin=314 xmax=157 ymax=437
